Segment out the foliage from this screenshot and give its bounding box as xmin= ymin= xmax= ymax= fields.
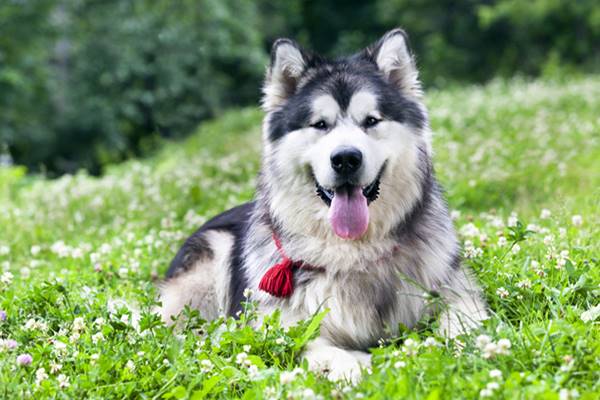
xmin=0 ymin=0 xmax=265 ymax=175
xmin=0 ymin=77 xmax=599 ymax=398
xmin=2 ymin=1 xmax=600 ymax=174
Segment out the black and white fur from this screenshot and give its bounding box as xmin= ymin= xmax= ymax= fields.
xmin=160 ymin=29 xmax=487 ymax=382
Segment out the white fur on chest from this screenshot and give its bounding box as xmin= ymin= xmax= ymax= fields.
xmin=245 ymin=229 xmax=454 ymax=349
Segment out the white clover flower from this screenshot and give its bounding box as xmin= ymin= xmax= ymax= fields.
xmin=0 ymin=246 xmax=10 ymax=256
xmin=423 ymin=337 xmax=440 ymax=347
xmin=526 ymin=224 xmax=540 ymax=233
xmin=475 ymin=335 xmax=492 ymax=350
xmin=69 ymin=332 xmax=80 ymax=343
xmin=91 ymin=332 xmax=104 ymax=344
xmin=50 ymin=362 xmax=63 ymax=374
xmin=264 ymin=386 xmax=277 ymax=398
xmin=30 ymin=245 xmax=41 ymax=256
xmin=543 ymin=235 xmax=554 ymax=246
xmin=50 ymin=241 xmax=71 ymax=258
xmin=559 ymin=388 xmax=580 ymax=400
xmin=464 ymin=240 xmax=483 ymax=259
xmin=93 ymin=317 xmax=105 ymax=327
xmin=482 ymin=342 xmax=498 ymax=359
xmin=496 ymin=338 xmax=511 ymax=355
xmin=480 ymin=388 xmax=493 ymax=398
xmin=540 ymin=209 xmax=551 ymax=219
xmin=497 ymin=236 xmax=507 ymax=247
xmin=394 ymin=361 xmax=406 ymax=368
xmin=25 ymin=318 xmax=48 ymax=332
xmin=450 ymin=210 xmax=461 ymax=220
xmin=460 ymin=223 xmax=480 ymax=238
xmin=1 ymin=271 xmax=14 ymax=285
xmin=489 ymin=369 xmax=502 ymax=379
xmin=507 ymin=213 xmax=518 ymax=227
xmin=275 ymin=337 xmax=286 ymax=345
xmin=35 ymin=367 xmax=49 ymax=384
xmin=402 ymin=338 xmax=419 ymax=356
xmin=490 ymin=217 xmax=504 ymax=228
xmin=243 ymin=288 xmax=254 ymax=298
xmin=496 ymin=287 xmax=509 ymax=299
xmin=126 ymin=360 xmax=135 ymax=371
xmin=71 ymin=248 xmax=84 ymax=259
xmin=90 ymin=353 xmax=100 ymax=362
xmin=571 ymin=215 xmax=583 ymax=227
xmin=301 ymin=388 xmax=316 ymax=400
xmin=242 ymin=345 xmax=251 ymax=353
xmin=580 ymin=305 xmax=600 ymax=322
xmin=53 ymin=340 xmax=68 ymax=354
xmin=558 ymin=228 xmax=567 ymax=238
xmin=279 ymin=371 xmax=296 ymax=385
xmin=247 ymin=364 xmax=259 ymax=378
xmin=99 ymin=243 xmax=112 ymax=254
xmin=200 ymin=359 xmax=214 ymax=373
xmin=72 ymin=317 xmax=85 ymax=332
xmin=516 ymin=279 xmax=532 ymax=289
xmin=235 ymin=352 xmax=248 ymax=365
xmin=57 ymin=374 xmax=70 ymax=389
xmin=486 ymin=382 xmax=500 ymax=391
xmin=20 ymin=267 xmax=31 ymax=279
xmin=511 ymin=243 xmax=520 ymax=254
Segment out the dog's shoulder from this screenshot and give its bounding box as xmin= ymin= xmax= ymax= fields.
xmin=166 ymin=201 xmax=255 ymax=279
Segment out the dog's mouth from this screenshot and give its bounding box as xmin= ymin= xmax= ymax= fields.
xmin=314 ymin=163 xmax=386 ymax=240
xmin=316 ymin=179 xmax=380 ymax=206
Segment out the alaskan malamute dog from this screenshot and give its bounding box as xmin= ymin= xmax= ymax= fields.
xmin=160 ymin=29 xmax=487 ymax=382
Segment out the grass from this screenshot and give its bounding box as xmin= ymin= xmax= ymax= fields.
xmin=0 ymin=76 xmax=599 ymax=399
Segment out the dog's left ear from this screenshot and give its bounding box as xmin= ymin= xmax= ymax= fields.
xmin=364 ymin=29 xmax=422 ymax=98
xmin=262 ymin=39 xmax=309 ymax=111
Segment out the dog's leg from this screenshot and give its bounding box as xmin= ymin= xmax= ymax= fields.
xmin=158 ymin=230 xmax=234 ymax=324
xmin=303 ymin=337 xmax=371 ymax=384
xmin=436 ymin=268 xmax=488 ymax=338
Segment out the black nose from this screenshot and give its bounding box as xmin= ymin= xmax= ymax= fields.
xmin=330 ymin=146 xmax=363 ymax=175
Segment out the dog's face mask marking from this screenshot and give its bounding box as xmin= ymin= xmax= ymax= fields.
xmin=262 ymin=30 xmax=429 ymax=240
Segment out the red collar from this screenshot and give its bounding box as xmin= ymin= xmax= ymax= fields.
xmin=258 ymin=233 xmax=403 ymax=298
xmin=258 ymin=233 xmax=323 ymax=298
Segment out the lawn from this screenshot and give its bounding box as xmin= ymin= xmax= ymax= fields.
xmin=0 ymin=77 xmax=598 ymax=399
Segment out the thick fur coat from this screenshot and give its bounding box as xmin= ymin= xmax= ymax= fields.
xmin=159 ymin=29 xmax=488 ymax=382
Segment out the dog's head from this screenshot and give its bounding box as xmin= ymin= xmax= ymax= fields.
xmin=260 ymin=29 xmax=432 ymax=241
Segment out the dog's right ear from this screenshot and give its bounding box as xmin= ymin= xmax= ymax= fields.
xmin=262 ymin=39 xmax=307 ymax=111
xmin=364 ymin=29 xmax=422 ymax=98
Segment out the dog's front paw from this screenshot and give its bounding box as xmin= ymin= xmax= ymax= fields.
xmin=303 ymin=339 xmax=371 ymax=384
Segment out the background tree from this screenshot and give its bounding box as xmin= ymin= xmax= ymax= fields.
xmin=1 ymin=0 xmax=599 ymax=175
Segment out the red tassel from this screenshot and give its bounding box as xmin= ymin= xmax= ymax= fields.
xmin=259 ymin=258 xmax=294 ymax=298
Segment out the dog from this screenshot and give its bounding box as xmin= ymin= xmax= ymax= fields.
xmin=159 ymin=28 xmax=488 ymax=382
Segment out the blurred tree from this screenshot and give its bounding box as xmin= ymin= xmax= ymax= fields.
xmin=0 ymin=0 xmax=57 ymax=171
xmin=1 ymin=0 xmax=265 ymax=175
xmin=1 ymin=0 xmax=599 ymax=175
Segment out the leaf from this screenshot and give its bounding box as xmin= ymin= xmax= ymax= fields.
xmin=426 ymin=388 xmax=441 ymax=400
xmin=191 ymin=375 xmax=222 ymax=399
xmin=162 ymin=386 xmax=186 ymax=399
xmin=293 ymin=309 xmax=329 ymax=351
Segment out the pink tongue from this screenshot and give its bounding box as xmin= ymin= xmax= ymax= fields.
xmin=328 ymin=186 xmax=369 ymax=239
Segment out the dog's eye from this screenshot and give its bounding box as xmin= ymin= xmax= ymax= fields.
xmin=310 ymin=120 xmax=328 ymax=130
xmin=363 ymin=116 xmax=380 ymax=128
